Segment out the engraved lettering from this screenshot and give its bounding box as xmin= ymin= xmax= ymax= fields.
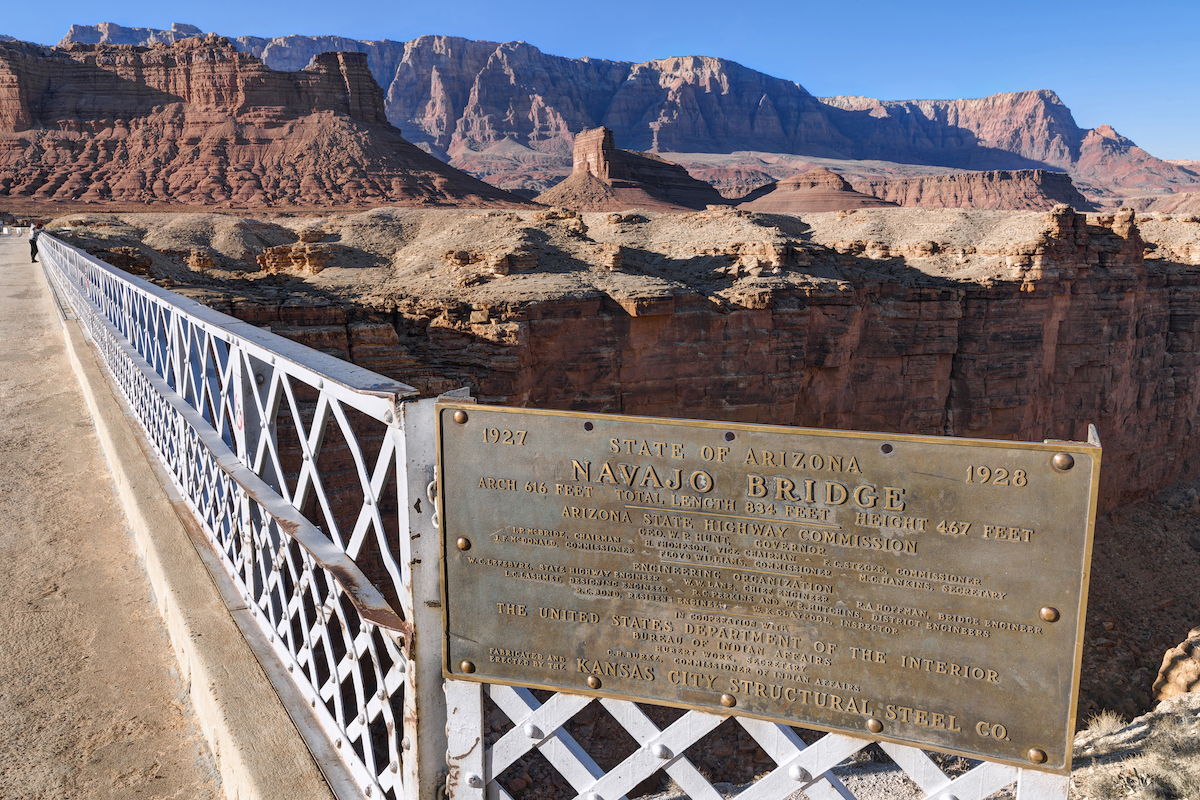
xmin=578 ymin=659 xmax=656 ymax=681
xmin=981 ymin=525 xmax=1034 ymax=543
xmin=854 ymin=485 xmax=877 ymax=508
xmin=560 ymin=506 xmax=632 ymax=523
xmin=640 ymin=465 xmax=664 ymax=488
xmin=797 ymin=531 xmax=919 ymax=555
xmin=898 ymin=655 xmax=1000 ymax=683
xmin=496 ymin=604 xmax=527 ymax=616
xmin=849 ymin=647 xmax=887 ymax=663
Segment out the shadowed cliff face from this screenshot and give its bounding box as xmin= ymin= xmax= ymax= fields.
xmin=56 ymin=204 xmax=1200 ymax=516
xmin=58 ymin=25 xmax=1200 ymax=201
xmin=0 ymin=36 xmax=529 ymax=207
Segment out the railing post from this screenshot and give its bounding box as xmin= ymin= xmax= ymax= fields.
xmin=1016 ymin=769 xmax=1070 ymax=799
xmin=444 ymin=680 xmax=485 ymax=800
xmin=396 ymin=396 xmax=448 ymax=800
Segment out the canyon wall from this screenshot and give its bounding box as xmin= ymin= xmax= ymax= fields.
xmin=0 ymin=37 xmax=524 ymax=206
xmin=190 ymin=208 xmax=1200 ymax=513
xmin=57 ymin=24 xmax=1200 ymax=200
xmin=851 ymin=169 xmax=1094 ymax=211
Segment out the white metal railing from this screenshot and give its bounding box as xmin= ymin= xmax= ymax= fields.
xmin=443 ymin=682 xmax=1070 ymax=800
xmin=40 ymin=234 xmax=446 ymax=800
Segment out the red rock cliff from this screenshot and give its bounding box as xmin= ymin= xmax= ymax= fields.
xmin=0 ymin=36 xmax=525 ymax=207
xmin=60 ymin=26 xmax=1200 ymax=201
xmin=198 ymin=207 xmax=1199 ymax=513
xmin=851 ymin=169 xmax=1094 ymax=211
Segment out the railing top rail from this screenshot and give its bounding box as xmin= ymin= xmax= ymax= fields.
xmin=44 ymin=233 xmax=419 ymax=406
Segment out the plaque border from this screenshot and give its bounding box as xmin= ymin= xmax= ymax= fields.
xmin=435 ymin=402 xmax=1101 ymax=775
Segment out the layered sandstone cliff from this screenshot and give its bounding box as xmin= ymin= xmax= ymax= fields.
xmin=1129 ymin=192 xmax=1200 ymax=215
xmin=59 ymin=22 xmax=202 ymax=46
xmin=850 ymin=169 xmax=1094 ymax=211
xmin=58 ymin=24 xmax=1199 ymax=203
xmin=0 ymin=36 xmax=525 ymax=207
xmin=54 ymin=205 xmax=1200 ymax=521
xmin=821 ymin=93 xmax=1200 ymax=196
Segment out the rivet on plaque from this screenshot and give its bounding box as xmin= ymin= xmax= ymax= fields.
xmin=587 ymin=675 xmax=602 ymax=689
xmin=719 ymin=694 xmax=736 ymax=708
xmin=866 ymin=718 xmax=884 ymax=734
xmin=460 ymin=660 xmax=476 ymax=674
xmin=453 ymin=409 xmax=468 ymax=424
xmin=456 ymin=537 xmax=471 ymax=551
xmin=1052 ymin=452 xmax=1074 ymax=471
xmin=1040 ymin=606 xmax=1061 ymax=623
xmin=1027 ymin=748 xmax=1047 ymax=764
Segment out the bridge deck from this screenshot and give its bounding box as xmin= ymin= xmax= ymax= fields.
xmin=0 ymin=237 xmax=221 ymax=797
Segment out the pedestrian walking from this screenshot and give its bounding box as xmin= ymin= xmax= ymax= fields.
xmin=29 ymin=224 xmax=40 ymax=262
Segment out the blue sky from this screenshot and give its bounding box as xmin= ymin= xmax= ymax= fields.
xmin=5 ymin=0 xmax=1197 ymax=160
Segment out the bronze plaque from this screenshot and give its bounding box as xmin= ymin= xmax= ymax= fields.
xmin=436 ymin=404 xmax=1100 ymax=773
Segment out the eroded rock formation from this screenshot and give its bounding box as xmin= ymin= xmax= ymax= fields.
xmin=849 ymin=169 xmax=1094 ymax=211
xmin=0 ymin=36 xmax=526 ymax=207
xmin=1152 ymin=629 xmax=1200 ymax=701
xmin=536 ymin=127 xmax=728 ymax=211
xmin=738 ymin=167 xmax=896 ymax=212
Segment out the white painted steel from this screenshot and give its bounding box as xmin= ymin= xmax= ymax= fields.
xmin=445 ymin=680 xmax=487 ymax=800
xmin=396 ymin=398 xmax=449 ymax=799
xmin=39 ymin=234 xmax=439 ymax=800
xmin=443 ymin=681 xmax=1068 ymax=800
xmin=1015 ymin=771 xmax=1070 ymax=799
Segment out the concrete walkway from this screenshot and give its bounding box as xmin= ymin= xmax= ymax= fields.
xmin=0 ymin=238 xmax=221 ymax=798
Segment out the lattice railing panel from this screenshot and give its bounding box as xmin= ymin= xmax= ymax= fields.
xmin=447 ymin=681 xmax=1067 ymax=800
xmin=39 ymin=234 xmax=436 ymax=800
